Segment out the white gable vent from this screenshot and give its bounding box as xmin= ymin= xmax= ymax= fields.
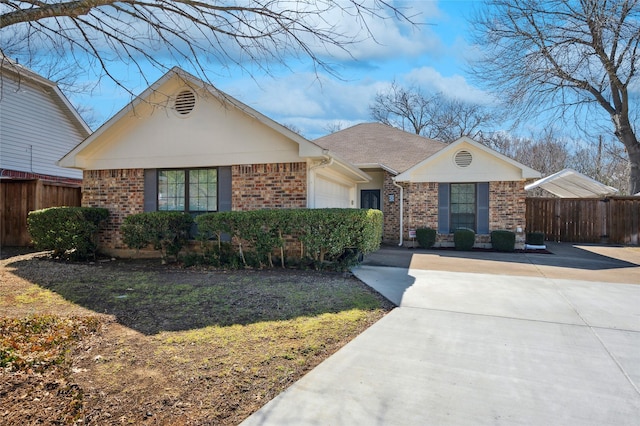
xmin=454 ymin=150 xmax=473 ymax=167
xmin=174 ymin=89 xmax=196 ymax=115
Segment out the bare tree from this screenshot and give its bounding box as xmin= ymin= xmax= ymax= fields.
xmin=470 ymin=0 xmax=640 ymax=194
xmin=369 ymin=82 xmax=496 ymax=142
xmin=1 ymin=1 xmax=412 ymax=98
xmin=434 ymin=98 xmax=497 ymax=142
xmin=370 ymin=81 xmax=438 ymax=136
xmin=571 ymin=136 xmax=631 ymax=193
xmin=481 ymin=130 xmax=570 ymax=176
xmin=480 ymin=129 xmax=631 ymax=193
xmin=323 ymin=121 xmax=347 ymax=134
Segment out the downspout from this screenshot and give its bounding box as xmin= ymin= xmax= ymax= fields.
xmin=392 ymin=178 xmax=403 ymax=246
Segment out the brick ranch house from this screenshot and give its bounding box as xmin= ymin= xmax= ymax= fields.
xmin=315 ymin=123 xmax=541 ymax=247
xmin=59 ymin=68 xmax=540 ymax=255
xmin=58 ymin=68 xmax=369 ymax=256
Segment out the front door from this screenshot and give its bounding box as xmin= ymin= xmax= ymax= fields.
xmin=361 ymin=190 xmax=381 ymax=210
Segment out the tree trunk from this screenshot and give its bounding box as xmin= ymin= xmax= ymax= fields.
xmin=626 ymin=140 xmax=640 ymax=195
xmin=612 ymin=118 xmax=640 ymax=194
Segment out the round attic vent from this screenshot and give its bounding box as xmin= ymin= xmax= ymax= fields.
xmin=174 ymin=89 xmax=196 ymax=115
xmin=454 ymin=150 xmax=473 ymax=168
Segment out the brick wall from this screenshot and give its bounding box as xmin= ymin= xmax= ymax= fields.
xmin=232 ymin=163 xmax=307 ymax=210
xmin=82 ymin=163 xmax=308 ymax=252
xmin=489 ymin=181 xmax=527 ymax=231
xmin=82 ymin=169 xmax=145 ymax=249
xmin=384 ymin=180 xmax=527 ymax=246
xmin=382 ymin=171 xmax=401 ymax=243
xmin=404 ymin=182 xmax=439 ymax=239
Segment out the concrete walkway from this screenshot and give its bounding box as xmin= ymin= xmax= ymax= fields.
xmin=241 ymin=243 xmax=640 ymax=425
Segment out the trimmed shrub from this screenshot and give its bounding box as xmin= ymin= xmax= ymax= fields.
xmin=416 ymin=227 xmax=436 ymax=249
xmin=121 ymin=212 xmax=193 ymax=263
xmin=526 ymin=232 xmax=545 ymax=245
xmin=27 ymin=207 xmax=108 ymax=260
xmin=491 ymin=230 xmax=516 ymax=252
xmin=195 ymin=208 xmax=383 ymax=270
xmin=453 ymin=228 xmax=475 ymax=251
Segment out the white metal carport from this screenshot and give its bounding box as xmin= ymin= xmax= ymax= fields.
xmin=525 ymin=168 xmax=618 ymax=198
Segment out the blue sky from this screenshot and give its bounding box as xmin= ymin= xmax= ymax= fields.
xmin=70 ymin=1 xmax=489 ymax=139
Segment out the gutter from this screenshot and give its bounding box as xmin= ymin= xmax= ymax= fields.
xmin=392 ymin=178 xmax=403 ymax=246
xmin=310 ymin=156 xmax=334 ymax=172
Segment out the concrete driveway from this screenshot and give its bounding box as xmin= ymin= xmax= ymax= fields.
xmin=241 ymin=243 xmax=640 ymax=425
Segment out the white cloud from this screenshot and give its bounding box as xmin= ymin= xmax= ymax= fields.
xmin=222 ymin=71 xmax=388 ymax=138
xmin=402 ymin=66 xmax=494 ymax=104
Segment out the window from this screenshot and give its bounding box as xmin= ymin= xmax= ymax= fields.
xmin=158 ymin=168 xmax=217 ymax=213
xmin=450 ymin=183 xmax=476 ymax=231
xmin=438 ymin=182 xmax=489 ymax=234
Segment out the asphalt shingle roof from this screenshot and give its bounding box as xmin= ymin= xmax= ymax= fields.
xmin=314 ymin=123 xmax=447 ymax=174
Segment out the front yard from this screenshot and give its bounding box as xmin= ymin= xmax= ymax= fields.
xmin=0 ymin=251 xmax=392 ymax=425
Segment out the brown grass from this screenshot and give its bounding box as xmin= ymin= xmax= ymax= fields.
xmin=0 ymin=251 xmax=393 ymax=425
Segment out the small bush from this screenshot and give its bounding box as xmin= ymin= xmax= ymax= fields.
xmin=454 ymin=228 xmax=475 ymax=251
xmin=491 ymin=230 xmax=516 ymax=252
xmin=416 ymin=228 xmax=436 ymax=249
xmin=526 ymin=232 xmax=545 ymax=245
xmin=27 ymin=207 xmax=108 ymax=260
xmin=121 ymin=212 xmax=193 ymax=263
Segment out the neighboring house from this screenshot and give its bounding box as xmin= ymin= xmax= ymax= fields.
xmin=58 ymin=67 xmax=370 ymax=255
xmin=0 ymin=57 xmax=89 ymax=183
xmin=314 ymin=123 xmax=541 ymax=247
xmin=1 ymin=57 xmax=90 ymax=246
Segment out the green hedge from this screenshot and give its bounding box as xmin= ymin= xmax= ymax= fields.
xmin=491 ymin=230 xmax=516 ymax=252
xmin=454 ymin=228 xmax=475 ymax=251
xmin=526 ymin=232 xmax=545 ymax=245
xmin=121 ymin=212 xmax=194 ymax=263
xmin=195 ymin=208 xmax=383 ymax=270
xmin=416 ymin=228 xmax=436 ymax=249
xmin=27 ymin=207 xmax=109 ymax=260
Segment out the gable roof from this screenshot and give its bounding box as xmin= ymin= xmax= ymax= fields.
xmin=1 ymin=56 xmax=91 ymax=137
xmin=314 ymin=123 xmax=447 ymax=174
xmin=58 ymin=67 xmax=369 ymax=182
xmin=394 ymin=136 xmax=541 ymax=182
xmin=524 ymin=168 xmax=618 ymax=198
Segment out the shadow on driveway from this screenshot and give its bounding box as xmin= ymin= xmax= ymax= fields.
xmin=363 ymin=242 xmax=640 ymax=284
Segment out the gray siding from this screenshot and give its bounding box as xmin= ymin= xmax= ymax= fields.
xmin=0 ymin=75 xmax=85 ymax=179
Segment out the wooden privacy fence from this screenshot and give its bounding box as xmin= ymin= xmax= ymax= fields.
xmin=526 ymin=197 xmax=640 ymax=245
xmin=0 ymin=179 xmax=81 ymax=246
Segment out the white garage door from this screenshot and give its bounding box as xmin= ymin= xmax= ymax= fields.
xmin=315 ymin=176 xmax=351 ymax=208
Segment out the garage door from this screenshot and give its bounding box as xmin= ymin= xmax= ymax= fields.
xmin=315 ymin=176 xmax=351 ymax=208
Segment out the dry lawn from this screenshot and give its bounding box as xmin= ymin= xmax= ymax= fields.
xmin=0 ymin=250 xmax=393 ymax=425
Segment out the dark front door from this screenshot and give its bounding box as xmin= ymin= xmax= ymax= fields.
xmin=361 ymin=190 xmax=381 ymax=210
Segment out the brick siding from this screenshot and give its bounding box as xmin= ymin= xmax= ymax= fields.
xmin=82 ymin=169 xmax=145 ymax=249
xmin=383 ymin=180 xmax=527 ymax=246
xmin=232 ymin=163 xmax=307 ymax=210
xmin=82 ymin=163 xmax=308 ymax=252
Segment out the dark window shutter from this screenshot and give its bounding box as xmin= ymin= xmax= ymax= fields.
xmin=438 ymin=183 xmax=450 ymax=234
xmin=477 ymin=182 xmax=489 ymax=234
xmin=143 ymin=169 xmax=157 ymax=212
xmin=218 ymin=166 xmax=232 ymax=212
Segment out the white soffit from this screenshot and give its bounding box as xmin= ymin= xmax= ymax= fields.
xmin=525 ymin=168 xmax=618 ymax=198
